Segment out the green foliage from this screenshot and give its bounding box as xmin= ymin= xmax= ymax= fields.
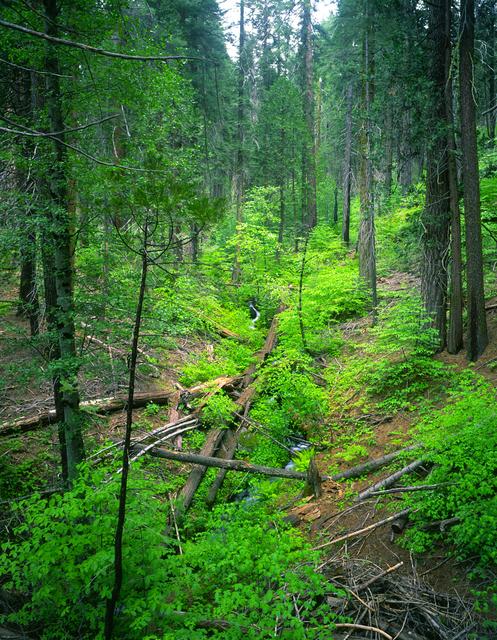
xmin=336 ymin=443 xmax=369 ymax=464
xmin=181 ymin=339 xmax=256 ymax=387
xmin=201 ymin=391 xmax=238 ymax=429
xmin=0 ymin=463 xmax=173 ymax=640
xmin=143 ymin=402 xmax=161 ymax=417
xmin=401 ymin=375 xmax=497 ymax=570
xmin=277 ymin=249 xmax=365 ymax=356
xmin=256 ymin=347 xmax=327 ymax=431
xmin=328 ymin=294 xmax=450 ymax=415
xmin=293 ymin=447 xmax=316 ymax=472
xmin=375 ymin=190 xmax=424 ymax=276
xmin=161 ymin=503 xmax=340 ymax=640
xmin=1 ymin=465 xmax=341 ymax=640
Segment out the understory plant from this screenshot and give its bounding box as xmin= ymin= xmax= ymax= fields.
xmin=401 ymin=373 xmax=497 ymax=571
xmin=1 ymin=463 xmax=342 ymax=640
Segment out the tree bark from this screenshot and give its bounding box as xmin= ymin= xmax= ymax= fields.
xmin=232 ymin=0 xmax=245 ymax=284
xmin=445 ymin=0 xmax=464 ymax=355
xmin=105 ymin=228 xmax=148 ymax=640
xmin=137 ymin=445 xmax=312 ymax=481
xmin=460 ymin=0 xmax=489 ymax=360
xmin=357 ymin=1 xmax=377 ymax=322
xmin=421 ymin=0 xmax=451 ymax=350
xmin=43 ymin=0 xmax=85 ymax=482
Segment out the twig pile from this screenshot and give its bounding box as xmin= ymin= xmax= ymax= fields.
xmin=322 ymin=557 xmax=481 ymax=639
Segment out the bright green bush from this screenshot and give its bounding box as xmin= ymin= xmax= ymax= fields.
xmin=201 ymin=391 xmax=238 ymax=429
xmin=256 ymin=347 xmax=328 ymax=431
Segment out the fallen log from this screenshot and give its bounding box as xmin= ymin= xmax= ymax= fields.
xmin=332 ymin=445 xmax=420 ymax=482
xmin=369 ymin=482 xmax=452 ymax=496
xmin=132 ymin=443 xmax=311 ymax=481
xmin=205 ymin=306 xmax=284 ymax=505
xmin=354 ymin=459 xmax=425 ymax=502
xmin=175 ymin=429 xmax=225 ymax=512
xmin=0 ymin=390 xmax=174 ymax=438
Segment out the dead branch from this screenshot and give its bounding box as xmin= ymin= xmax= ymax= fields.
xmin=369 ymin=483 xmax=452 ymax=496
xmin=354 ymin=460 xmax=425 ymax=502
xmin=333 ymin=623 xmax=393 ymax=640
xmin=313 ymin=509 xmax=412 ymax=550
xmin=355 ymin=561 xmax=404 ymax=591
xmin=331 ymin=445 xmax=420 ymax=481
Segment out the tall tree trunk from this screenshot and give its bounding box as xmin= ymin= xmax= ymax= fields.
xmin=232 ymin=0 xmax=245 ymax=284
xmin=460 ymin=0 xmax=489 ymax=360
xmin=357 ymin=2 xmax=377 ymax=322
xmin=399 ymin=112 xmax=413 ymax=193
xmin=445 ymin=0 xmax=463 ymax=355
xmin=342 ymin=82 xmax=353 ymax=245
xmin=43 ymin=0 xmax=85 ymax=482
xmin=41 ymin=239 xmax=68 ymax=480
xmin=301 ymin=0 xmax=317 ymax=230
xmin=421 ymin=0 xmax=451 ymax=350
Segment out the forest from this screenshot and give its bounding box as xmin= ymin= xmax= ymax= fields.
xmin=1 ymin=0 xmax=497 ymax=637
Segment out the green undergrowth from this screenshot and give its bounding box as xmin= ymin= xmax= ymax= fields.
xmin=400 ymin=373 xmax=497 ymax=576
xmin=0 ymin=462 xmax=343 ymax=640
xmin=327 ymin=293 xmax=453 ymax=417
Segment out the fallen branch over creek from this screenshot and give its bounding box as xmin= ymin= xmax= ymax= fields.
xmin=131 ymin=442 xmax=312 ymax=481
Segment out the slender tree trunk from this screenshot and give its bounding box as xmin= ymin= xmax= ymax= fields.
xmin=104 ymin=231 xmax=148 ymax=640
xmin=460 ymin=0 xmax=489 ymax=360
xmin=301 ymin=0 xmax=317 ymax=230
xmin=17 ymin=226 xmax=39 ymax=336
xmin=43 ymin=0 xmax=85 ymax=482
xmin=445 ymin=0 xmax=463 ymax=354
xmin=342 ymin=82 xmax=353 ymax=245
xmin=232 ymin=0 xmax=245 ymax=284
xmin=357 ymin=2 xmax=377 ymax=322
xmin=421 ymin=0 xmax=451 ymax=350
xmin=333 ymin=184 xmax=338 ymax=224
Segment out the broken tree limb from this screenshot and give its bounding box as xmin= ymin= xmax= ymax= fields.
xmin=313 ymin=509 xmax=412 ymax=551
xmin=354 ymin=459 xmax=426 ymax=502
xmin=304 ymin=458 xmax=322 ymax=499
xmin=0 ymin=390 xmax=174 ymax=437
xmin=369 ymin=483 xmax=453 ymax=496
xmin=332 ymin=445 xmax=421 ymax=481
xmin=355 ymin=561 xmax=404 ymax=591
xmin=131 ymin=443 xmax=310 ymax=481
